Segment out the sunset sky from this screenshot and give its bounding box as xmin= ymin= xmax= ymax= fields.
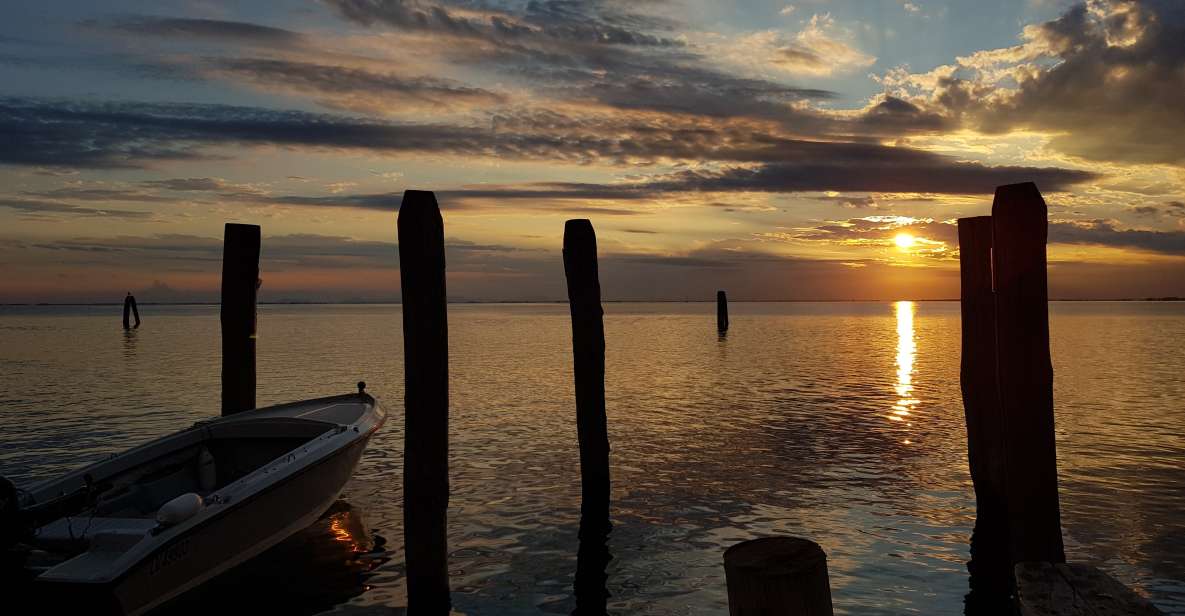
xmin=2 ymin=0 xmax=1183 ymax=302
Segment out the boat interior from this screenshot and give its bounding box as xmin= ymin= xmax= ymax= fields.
xmin=17 ymin=417 xmax=337 ymax=563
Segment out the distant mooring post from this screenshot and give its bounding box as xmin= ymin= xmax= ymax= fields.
xmin=398 ymin=190 xmax=452 ymax=614
xmin=724 ymin=537 xmax=834 ymax=615
xmin=957 ymin=182 xmax=1064 ymax=572
xmin=220 ymin=223 xmax=260 ymax=416
xmin=563 ymin=219 xmax=612 ymax=613
xmin=122 ymin=292 xmax=141 ymax=329
xmin=717 ymin=290 xmax=729 ymax=332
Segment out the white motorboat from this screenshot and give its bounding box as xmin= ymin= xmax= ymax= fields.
xmin=1 ymin=385 xmax=385 ymax=615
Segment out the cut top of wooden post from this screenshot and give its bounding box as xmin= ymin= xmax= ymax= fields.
xmin=992 ymin=182 xmax=1047 ymax=289
xmin=398 ymin=190 xmax=445 ymax=271
xmin=563 ymin=219 xmax=603 ymax=313
xmin=725 ymin=537 xmax=827 ymax=577
xmin=1015 ymin=562 xmax=1165 ymax=616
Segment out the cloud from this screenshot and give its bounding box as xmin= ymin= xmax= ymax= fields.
xmin=0 ymin=197 xmax=152 ymax=219
xmin=770 ymin=14 xmax=877 ymax=76
xmin=140 ymin=177 xmax=236 ymax=191
xmin=1049 ymin=218 xmax=1185 ymax=254
xmin=93 ymin=17 xmax=308 ymax=47
xmin=0 ymin=98 xmax=1095 ymax=195
xmin=325 ymin=0 xmax=683 ymax=48
xmin=199 ymin=57 xmax=508 ymax=112
xmin=884 ymin=0 xmax=1185 ymax=165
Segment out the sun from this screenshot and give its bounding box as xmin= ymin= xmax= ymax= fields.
xmin=894 ymin=233 xmax=916 ymax=250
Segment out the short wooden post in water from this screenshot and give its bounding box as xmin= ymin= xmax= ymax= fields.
xmin=717 ymin=290 xmax=729 ymax=332
xmin=563 ymin=219 xmax=612 ymax=613
xmin=220 ymin=223 xmax=260 ymax=416
xmin=991 ymin=182 xmax=1065 ymax=565
xmin=958 ymin=216 xmax=1012 ymax=601
xmin=122 ymin=293 xmax=141 ymax=329
xmin=398 ymin=190 xmax=452 ymax=614
xmin=724 ymin=537 xmax=834 ymax=616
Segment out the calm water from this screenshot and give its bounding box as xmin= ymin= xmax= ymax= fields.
xmin=1 ymin=302 xmax=1183 ymax=614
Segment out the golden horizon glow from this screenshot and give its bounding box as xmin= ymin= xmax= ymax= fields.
xmin=894 ymin=233 xmax=916 ymax=250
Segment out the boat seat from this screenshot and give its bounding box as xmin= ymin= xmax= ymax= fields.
xmin=35 ymin=517 xmax=157 ymax=550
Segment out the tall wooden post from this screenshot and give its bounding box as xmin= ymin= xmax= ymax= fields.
xmin=991 ymin=182 xmax=1065 ymax=564
xmin=724 ymin=537 xmax=834 ymax=615
xmin=220 ymin=223 xmax=259 ymax=416
xmin=717 ymin=290 xmax=729 ymax=332
xmin=958 ymin=216 xmax=1012 ymax=600
xmin=398 ymin=190 xmax=452 ymax=614
xmin=563 ymin=219 xmax=612 ymax=612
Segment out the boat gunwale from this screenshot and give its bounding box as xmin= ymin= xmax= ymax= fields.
xmin=29 ymin=393 xmax=385 ymax=590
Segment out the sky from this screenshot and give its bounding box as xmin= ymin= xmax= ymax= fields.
xmin=1 ymin=0 xmax=1183 ymax=302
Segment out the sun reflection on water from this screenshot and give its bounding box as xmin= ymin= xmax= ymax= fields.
xmin=892 ymin=301 xmax=919 ymax=435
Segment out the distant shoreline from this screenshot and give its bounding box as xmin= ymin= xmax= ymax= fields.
xmin=3 ymin=298 xmax=1183 ymax=306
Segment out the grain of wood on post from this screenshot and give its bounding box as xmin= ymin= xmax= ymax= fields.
xmin=991 ymin=182 xmax=1065 ymax=565
xmin=1015 ymin=562 xmax=1165 ymax=615
xmin=398 ymin=189 xmax=452 ymax=615
xmin=957 ymin=216 xmax=1010 ymax=585
xmin=724 ymin=537 xmax=834 ymax=616
xmin=220 ymin=223 xmax=260 ymax=416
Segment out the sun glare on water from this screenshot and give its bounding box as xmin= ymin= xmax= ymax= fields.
xmin=894 ymin=233 xmax=916 ymax=250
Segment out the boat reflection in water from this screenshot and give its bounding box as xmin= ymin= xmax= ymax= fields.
xmin=156 ymin=501 xmax=384 ymax=615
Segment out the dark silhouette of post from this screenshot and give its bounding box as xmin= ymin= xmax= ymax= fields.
xmin=717 ymin=290 xmax=729 ymax=332
xmin=724 ymin=537 xmax=834 ymax=615
xmin=991 ymin=182 xmax=1065 ymax=565
xmin=958 ymin=216 xmax=1012 ymax=607
xmin=398 ymin=190 xmax=451 ymax=614
xmin=563 ymin=219 xmax=612 ymax=613
xmin=220 ymin=223 xmax=259 ymax=416
xmin=122 ymin=293 xmax=141 ymax=329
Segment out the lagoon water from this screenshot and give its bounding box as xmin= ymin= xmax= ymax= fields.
xmin=1 ymin=301 xmax=1183 ymax=614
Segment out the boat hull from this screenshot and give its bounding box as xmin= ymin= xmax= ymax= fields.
xmin=34 ymin=431 xmax=373 ymax=616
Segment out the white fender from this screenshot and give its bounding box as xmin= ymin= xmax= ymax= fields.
xmin=157 ymin=493 xmax=203 ymax=527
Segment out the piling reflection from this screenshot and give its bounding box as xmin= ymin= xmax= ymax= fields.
xmin=156 ymin=501 xmax=381 ymax=615
xmin=121 ymin=327 xmax=138 ymax=360
xmin=573 ymin=517 xmax=612 ymax=616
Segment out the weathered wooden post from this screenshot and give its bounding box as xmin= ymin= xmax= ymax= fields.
xmin=957 ymin=217 xmax=1012 ymax=599
xmin=398 ymin=190 xmax=452 ymax=614
xmin=122 ymin=293 xmax=141 ymax=329
xmin=724 ymin=537 xmax=834 ymax=615
xmin=563 ymin=219 xmax=612 ymax=613
xmin=717 ymin=290 xmax=729 ymax=332
xmin=220 ymin=223 xmax=260 ymax=416
xmin=991 ymin=182 xmax=1065 ymax=565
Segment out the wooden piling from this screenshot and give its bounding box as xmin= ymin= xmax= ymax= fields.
xmin=991 ymin=182 xmax=1065 ymax=565
xmin=562 ymin=219 xmax=612 ymax=583
xmin=398 ymin=190 xmax=452 ymax=614
xmin=724 ymin=537 xmax=834 ymax=616
xmin=717 ymin=290 xmax=729 ymax=332
xmin=122 ymin=293 xmax=140 ymax=329
xmin=220 ymin=223 xmax=260 ymax=416
xmin=957 ymin=216 xmax=1011 ymax=592
xmin=1015 ymin=563 xmax=1165 ymax=615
